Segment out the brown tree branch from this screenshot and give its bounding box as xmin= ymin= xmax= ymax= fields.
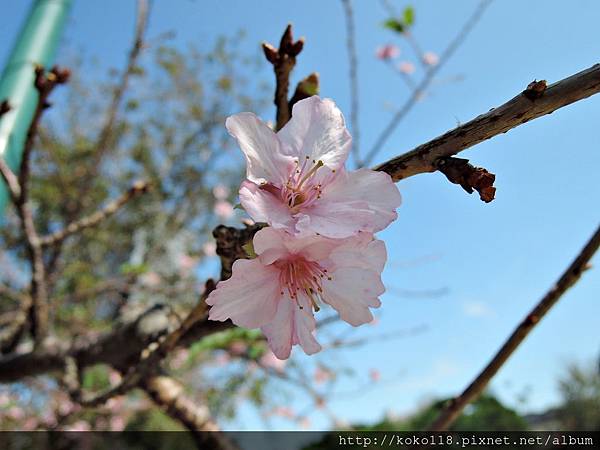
xmin=376 ymin=64 xmax=600 ymax=183
xmin=18 ymin=66 xmax=70 ymax=200
xmin=0 ymin=224 xmax=264 ymax=382
xmin=362 ymin=0 xmax=493 ymax=167
xmin=262 ymin=24 xmax=305 ymax=130
xmin=427 ymin=223 xmax=600 ymax=431
xmin=142 ymin=374 xmax=241 ymax=450
xmin=39 ymin=180 xmax=150 ymax=247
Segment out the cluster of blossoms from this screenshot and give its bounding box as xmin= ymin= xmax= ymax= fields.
xmin=207 ymin=96 xmax=401 ymax=359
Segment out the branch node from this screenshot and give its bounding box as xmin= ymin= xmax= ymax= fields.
xmin=523 ymin=79 xmax=547 ymax=100
xmin=436 ymin=157 xmax=496 ymax=203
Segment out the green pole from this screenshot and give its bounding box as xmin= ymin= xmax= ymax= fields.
xmin=0 ymin=0 xmax=73 ymax=213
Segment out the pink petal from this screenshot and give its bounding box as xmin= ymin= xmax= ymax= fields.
xmin=277 ymin=96 xmax=351 ymax=173
xmin=226 ymin=113 xmax=293 ymax=185
xmin=253 ymin=227 xmax=340 ymax=264
xmin=206 ymin=258 xmax=281 ymax=328
xmin=321 ymin=266 xmax=384 ymax=326
xmin=297 ymin=168 xmax=400 ymax=238
xmin=261 ymin=297 xmax=294 ymax=359
xmin=239 ymin=181 xmax=294 ymax=233
xmin=328 ymin=233 xmax=387 ymax=273
xmin=261 ymin=295 xmax=321 ymax=359
xmin=292 ymin=295 xmax=321 ymax=355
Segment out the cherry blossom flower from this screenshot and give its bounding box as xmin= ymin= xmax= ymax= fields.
xmin=207 ymin=227 xmax=387 ymax=359
xmin=212 ymin=184 xmax=230 ymax=200
xmin=226 ymin=96 xmax=401 ymax=238
xmin=214 ymin=200 xmax=234 ymax=219
xmin=422 ymin=51 xmax=439 ymax=66
xmin=397 ymin=61 xmax=415 ymax=74
xmin=259 ymin=349 xmax=287 ymax=373
xmin=202 ymin=241 xmax=217 ymax=256
xmin=369 ymin=368 xmax=381 ymax=382
xmin=376 ymin=44 xmax=400 ymax=60
xmin=313 ymin=366 xmax=333 ymax=384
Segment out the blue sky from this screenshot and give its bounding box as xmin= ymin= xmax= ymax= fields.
xmin=2 ymin=0 xmax=599 ymax=431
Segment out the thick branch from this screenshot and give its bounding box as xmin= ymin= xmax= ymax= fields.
xmin=142 ymin=375 xmax=240 ymax=450
xmin=376 ymin=63 xmax=600 ymax=181
xmin=427 ymin=223 xmax=600 ymax=431
xmin=0 ymin=224 xmax=264 ymax=383
xmin=40 ymin=180 xmax=150 ymax=247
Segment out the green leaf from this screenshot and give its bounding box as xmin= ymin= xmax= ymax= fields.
xmin=403 ymin=6 xmax=415 ymax=27
xmin=383 ymin=18 xmax=405 ymax=33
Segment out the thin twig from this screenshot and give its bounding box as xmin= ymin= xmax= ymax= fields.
xmin=341 ymin=0 xmax=361 ymax=165
xmin=18 ymin=66 xmax=70 ymax=201
xmin=0 ymin=157 xmax=21 ymax=200
xmin=362 ymin=0 xmax=493 ymax=167
xmin=427 ymin=223 xmax=600 ymax=431
xmin=375 ymin=64 xmax=600 ymax=181
xmin=39 ymin=180 xmax=150 ymax=247
xmin=91 ymin=0 xmax=149 ymax=168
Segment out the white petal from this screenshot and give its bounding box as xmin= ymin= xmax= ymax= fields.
xmin=321 ymin=266 xmax=384 ymax=326
xmin=303 ymin=168 xmax=400 ymax=237
xmin=206 ymin=258 xmax=281 ymax=328
xmin=226 ymin=113 xmax=293 ymax=185
xmin=277 ymin=96 xmax=351 ymax=171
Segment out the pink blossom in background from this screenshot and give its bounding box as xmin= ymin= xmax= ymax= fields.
xmin=108 ymin=371 xmax=122 ymax=385
xmin=397 ymin=61 xmax=415 ymax=74
xmin=22 ymin=417 xmax=39 ymax=431
xmin=207 ymin=227 xmax=387 ymax=359
xmin=376 ymin=44 xmax=400 ymax=60
xmin=178 ymin=253 xmax=198 ymax=275
xmin=313 ymin=366 xmax=332 ymax=384
xmin=369 ymin=368 xmax=381 ymax=382
xmin=422 ymin=51 xmax=439 ymax=66
xmin=226 ymin=96 xmax=401 ymax=238
xmin=202 ymin=241 xmax=217 ymax=256
xmin=110 ymin=416 xmax=126 ymax=431
xmin=214 ymin=200 xmax=234 ymax=219
xmin=272 ymin=406 xmax=295 ymax=419
xmin=229 ymin=341 xmax=248 ymax=355
xmin=212 ymin=184 xmax=230 ymax=200
xmin=64 ymin=420 xmax=91 ymax=432
xmin=298 ymin=417 xmax=311 ymax=429
xmin=259 ymin=349 xmax=287 ymax=373
xmin=7 ymin=406 xmax=24 ymax=420
xmin=140 ymin=271 xmax=161 ymax=287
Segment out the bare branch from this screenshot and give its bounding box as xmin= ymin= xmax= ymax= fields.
xmin=18 ymin=66 xmax=70 ymax=200
xmin=262 ymin=24 xmax=305 ymax=130
xmin=363 ymin=0 xmax=493 ymax=166
xmin=91 ymin=0 xmax=150 ymax=167
xmin=427 ymin=223 xmax=600 ymax=431
xmin=376 ymin=64 xmax=600 ymax=184
xmin=0 ymin=157 xmax=21 ymax=200
xmin=39 ymin=180 xmax=150 ymax=247
xmin=341 ymin=0 xmax=361 ymax=163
